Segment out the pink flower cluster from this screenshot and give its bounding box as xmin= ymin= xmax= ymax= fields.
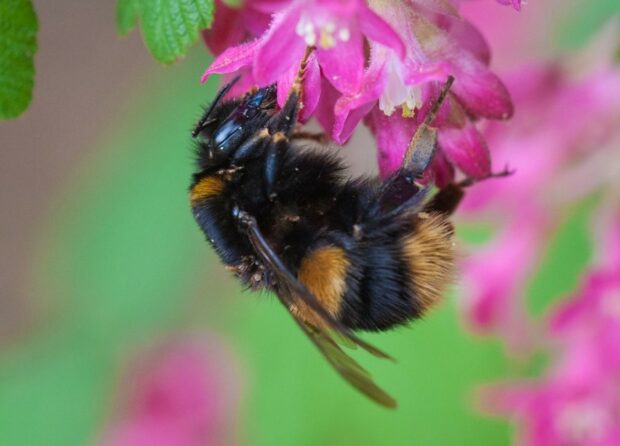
xmin=201 ymin=0 xmax=515 ymax=185
xmin=457 ymin=26 xmax=620 ymax=352
xmin=481 ymin=211 xmax=620 ymax=446
xmin=462 ymin=22 xmax=620 ymax=446
xmin=99 ymin=338 xmax=241 ymax=446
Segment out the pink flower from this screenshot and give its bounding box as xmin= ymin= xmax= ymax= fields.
xmin=457 ymin=24 xmax=620 ymax=348
xmin=200 ymin=0 xmax=514 ymax=183
xmin=474 ymin=55 xmax=620 ymax=439
xmin=202 ymin=0 xmax=404 ymax=121
xmin=460 ymin=214 xmax=545 ymax=354
xmin=495 ymin=0 xmax=524 ymax=11
xmin=99 ymin=337 xmax=241 ymax=446
xmin=333 ymin=0 xmax=513 ymax=180
xmin=481 ymin=264 xmax=620 ymax=446
xmin=482 ymin=380 xmax=620 ymax=446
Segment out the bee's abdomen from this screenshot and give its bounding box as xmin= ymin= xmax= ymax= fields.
xmin=291 ymin=212 xmax=455 ymax=332
xmin=346 ymin=212 xmax=455 ymax=331
xmin=400 ymin=213 xmax=456 ymax=314
xmin=292 ymin=245 xmax=351 ymax=328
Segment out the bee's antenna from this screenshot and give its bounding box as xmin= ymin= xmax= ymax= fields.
xmin=193 ymin=75 xmax=241 ymax=137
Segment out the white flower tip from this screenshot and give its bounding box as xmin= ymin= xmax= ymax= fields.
xmin=338 ymin=28 xmax=350 ymax=42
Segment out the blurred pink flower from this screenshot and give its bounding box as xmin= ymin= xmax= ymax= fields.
xmin=99 ymin=337 xmax=241 ymax=446
xmin=482 ymin=262 xmax=620 ymax=446
xmin=457 ymin=23 xmax=620 ymax=349
xmin=495 ymin=0 xmax=524 ymax=11
xmin=460 ymin=214 xmax=546 ymax=353
xmin=483 ymin=380 xmax=620 ymax=446
xmin=473 ymin=24 xmax=620 ymax=435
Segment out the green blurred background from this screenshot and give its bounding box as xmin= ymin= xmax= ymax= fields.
xmin=0 ymin=1 xmax=617 ymax=444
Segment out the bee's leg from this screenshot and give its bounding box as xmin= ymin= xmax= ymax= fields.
xmin=267 ymin=90 xmax=300 ymax=136
xmin=401 ymin=76 xmax=454 ymax=177
xmin=424 ymin=183 xmax=465 ymax=216
xmin=424 ymin=166 xmax=514 ymax=216
xmin=378 ymin=77 xmax=454 ymax=212
xmin=291 ymin=130 xmax=330 ymax=144
xmin=263 ymin=132 xmax=289 ymax=200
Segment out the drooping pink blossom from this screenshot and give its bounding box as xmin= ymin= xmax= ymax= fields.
xmin=481 ymin=263 xmax=620 ymax=446
xmin=330 ymin=0 xmax=513 ymax=181
xmin=460 ymin=213 xmax=545 ymax=353
xmin=457 ymin=23 xmax=620 ymax=348
xmin=201 ymin=0 xmax=514 ymax=183
xmin=99 ymin=337 xmax=242 ymax=446
xmin=202 ymin=0 xmax=404 ymax=122
xmin=482 ymin=379 xmax=620 ymax=446
xmin=470 ymin=24 xmax=620 ymax=444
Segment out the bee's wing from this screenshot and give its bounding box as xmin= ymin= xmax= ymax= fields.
xmin=239 ymin=212 xmax=396 ymax=407
xmin=242 ymin=212 xmax=392 ymax=360
xmin=287 ymin=297 xmax=397 ymax=408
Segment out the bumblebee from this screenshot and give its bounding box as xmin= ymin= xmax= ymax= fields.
xmin=190 ymin=62 xmax=464 ymax=408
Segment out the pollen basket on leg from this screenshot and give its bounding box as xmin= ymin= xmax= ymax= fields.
xmin=190 ymin=176 xmax=226 ymax=205
xmin=402 ymin=213 xmax=456 ymax=311
xmin=293 ymin=246 xmax=349 ymax=326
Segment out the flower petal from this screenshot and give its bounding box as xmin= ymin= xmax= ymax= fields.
xmin=223 ymin=69 xmax=256 ymax=98
xmin=316 ymin=27 xmax=365 ymax=94
xmin=409 ymin=13 xmax=514 ymax=119
xmin=334 ymin=101 xmax=375 ymax=144
xmin=359 ymin=4 xmax=406 ymax=59
xmin=333 ymin=61 xmax=387 ymax=143
xmin=450 ymin=56 xmax=514 ymax=120
xmin=253 ymin=7 xmax=306 ymax=85
xmin=410 ymin=0 xmax=460 ymax=17
xmin=434 ymin=13 xmax=491 ymax=64
xmin=201 ymin=0 xmax=245 ymax=56
xmin=314 ymin=75 xmax=340 ymax=136
xmin=201 ymin=39 xmax=261 ymax=83
xmin=438 ymin=122 xmax=491 ymax=179
xmin=404 ymin=60 xmax=452 ymax=86
xmin=495 ymin=0 xmax=522 ymax=11
xmin=364 ymin=107 xmax=417 ymax=178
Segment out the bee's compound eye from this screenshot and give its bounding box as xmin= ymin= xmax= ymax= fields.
xmin=213 ymin=120 xmax=242 ymax=148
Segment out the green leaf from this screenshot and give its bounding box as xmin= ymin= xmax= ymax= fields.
xmin=0 ymin=0 xmax=38 ymax=119
xmin=116 ymin=0 xmax=214 ymax=64
xmin=116 ymin=0 xmax=139 ymax=35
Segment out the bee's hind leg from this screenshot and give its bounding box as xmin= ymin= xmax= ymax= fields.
xmin=400 ymin=76 xmax=454 ymax=178
xmin=378 ymin=76 xmax=454 ymax=212
xmin=425 ymin=166 xmax=514 ymax=216
xmin=424 ymin=183 xmax=465 ymax=216
xmin=263 ymin=132 xmax=289 ymax=200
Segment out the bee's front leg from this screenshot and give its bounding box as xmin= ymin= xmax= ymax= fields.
xmin=264 ymin=132 xmax=289 ymax=200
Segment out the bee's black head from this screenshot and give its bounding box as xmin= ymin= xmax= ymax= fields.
xmin=193 ymin=81 xmax=277 ymax=170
